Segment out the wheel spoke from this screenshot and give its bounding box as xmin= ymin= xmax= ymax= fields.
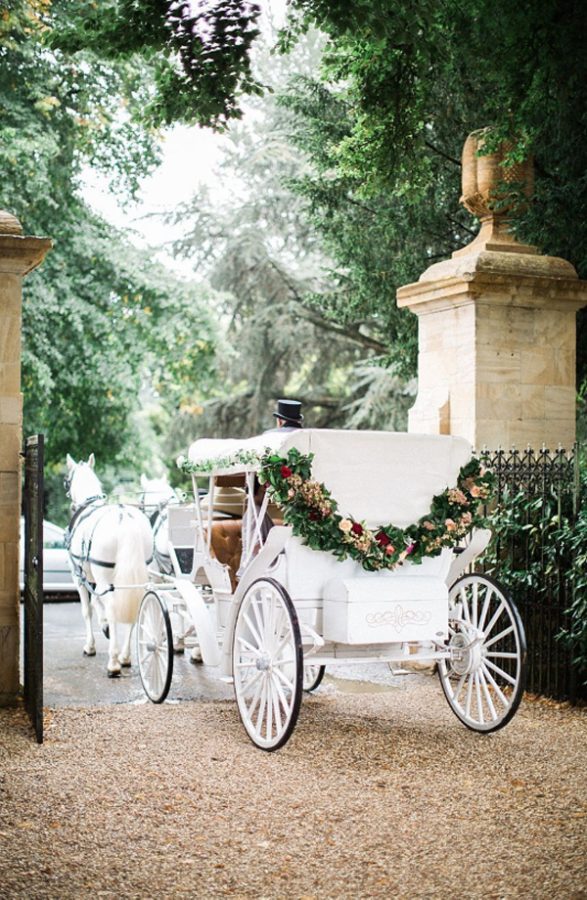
xmin=484 ymin=657 xmax=517 ymax=686
xmin=483 ymin=601 xmax=505 ymax=640
xmin=272 ymin=672 xmax=291 ymax=714
xmin=465 ymin=673 xmax=474 ymax=718
xmin=256 ymin=679 xmax=268 ymax=734
xmin=273 ymin=666 xmax=294 ymax=691
xmin=266 ymin=681 xmax=274 ymax=740
xmin=452 ymin=671 xmax=468 ymax=704
xmin=477 ymin=587 xmax=493 ymax=632
xmin=484 ymin=624 xmax=515 ymax=649
xmin=237 ymin=637 xmax=261 ymax=659
xmin=246 ymin=672 xmax=265 ymax=717
xmin=271 ymin=678 xmax=283 ymax=731
xmin=481 ymin=662 xmax=510 ymax=707
xmin=243 ymin=611 xmax=263 ymax=650
xmin=474 ymin=672 xmax=484 ymax=724
xmin=478 ymin=668 xmax=498 ymax=721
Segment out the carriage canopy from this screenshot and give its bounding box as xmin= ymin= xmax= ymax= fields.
xmin=187 ymin=429 xmax=472 ymax=528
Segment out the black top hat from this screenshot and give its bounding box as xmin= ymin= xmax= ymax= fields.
xmin=273 ymin=399 xmax=303 ymax=426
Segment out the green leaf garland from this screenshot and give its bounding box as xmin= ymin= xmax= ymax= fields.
xmin=178 ymin=445 xmax=495 ymax=572
xmin=259 ymin=448 xmax=495 ymax=572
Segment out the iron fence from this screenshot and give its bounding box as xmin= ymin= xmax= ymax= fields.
xmin=478 ymin=445 xmax=585 ymax=703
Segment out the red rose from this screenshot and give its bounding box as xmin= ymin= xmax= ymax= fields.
xmin=280 ymin=465 xmax=292 ymax=479
xmin=351 ymin=522 xmax=363 ymax=536
xmin=376 ymin=530 xmax=390 ymax=546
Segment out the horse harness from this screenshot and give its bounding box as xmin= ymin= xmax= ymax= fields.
xmin=149 ymin=505 xmax=173 ymax=574
xmin=66 ymin=499 xmax=153 ymax=599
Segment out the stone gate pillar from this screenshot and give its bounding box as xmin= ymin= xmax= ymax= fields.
xmin=397 ymin=130 xmax=587 ymax=448
xmin=0 ymin=211 xmax=51 ymax=706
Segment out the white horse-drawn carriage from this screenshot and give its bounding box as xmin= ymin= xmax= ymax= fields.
xmin=134 ymin=429 xmax=526 ymax=751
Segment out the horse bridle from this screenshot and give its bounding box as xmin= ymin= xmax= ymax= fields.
xmin=64 ymin=466 xmax=105 ymax=511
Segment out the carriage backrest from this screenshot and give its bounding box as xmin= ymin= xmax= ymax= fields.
xmin=280 ymin=430 xmax=472 ymax=528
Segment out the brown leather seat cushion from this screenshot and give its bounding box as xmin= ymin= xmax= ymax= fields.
xmin=209 ymin=520 xmax=243 ymax=591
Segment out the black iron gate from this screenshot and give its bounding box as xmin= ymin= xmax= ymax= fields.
xmin=479 ymin=445 xmax=585 ymax=702
xmin=22 ymin=434 xmax=44 ymax=743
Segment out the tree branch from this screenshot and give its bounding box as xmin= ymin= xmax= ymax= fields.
xmin=424 ymin=140 xmax=461 ymax=168
xmin=265 ymin=256 xmax=388 ymax=354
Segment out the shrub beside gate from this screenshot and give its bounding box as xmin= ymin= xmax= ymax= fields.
xmin=479 ymin=445 xmax=586 ymax=703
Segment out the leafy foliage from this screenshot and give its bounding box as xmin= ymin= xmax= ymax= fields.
xmin=49 ymin=0 xmax=263 ymax=128
xmin=1 ymin=0 xmax=218 ymax=517
xmin=483 ymin=462 xmax=587 ymax=686
xmin=280 ymin=0 xmax=587 ymax=391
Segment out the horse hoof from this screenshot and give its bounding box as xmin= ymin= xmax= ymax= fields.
xmin=83 ymin=648 xmax=96 ymax=657
xmin=119 ymin=660 xmax=131 ymax=668
xmin=107 ymin=669 xmax=121 ymax=679
xmin=102 ymin=624 xmax=110 ymax=639
xmin=173 ymin=647 xmax=185 ymax=655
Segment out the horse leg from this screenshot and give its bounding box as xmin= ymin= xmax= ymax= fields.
xmin=100 ymin=589 xmax=121 ymax=677
xmin=78 ymin=583 xmax=96 ymax=657
xmin=118 ymin=624 xmax=133 ymax=668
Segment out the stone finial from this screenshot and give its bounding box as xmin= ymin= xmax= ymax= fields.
xmin=0 ymin=210 xmax=24 ymax=235
xmin=457 ymin=128 xmax=535 ymax=255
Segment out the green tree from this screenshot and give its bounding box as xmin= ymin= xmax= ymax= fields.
xmin=1 ymin=0 xmax=218 ymax=516
xmin=281 ymin=0 xmax=587 ymax=395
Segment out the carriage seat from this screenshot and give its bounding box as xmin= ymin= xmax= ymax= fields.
xmin=208 ymin=516 xmax=284 ymax=590
xmin=209 ymin=520 xmax=242 ymax=591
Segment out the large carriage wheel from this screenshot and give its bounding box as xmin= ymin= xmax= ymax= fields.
xmin=137 ymin=590 xmax=173 ymax=704
xmin=303 ymin=664 xmax=326 ymax=693
xmin=233 ymin=578 xmax=303 ymax=751
xmin=438 ymin=574 xmax=526 ymax=733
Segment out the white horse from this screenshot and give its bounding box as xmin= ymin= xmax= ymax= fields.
xmin=139 ymin=474 xmax=180 ymax=576
xmin=65 ymin=454 xmax=154 ymax=677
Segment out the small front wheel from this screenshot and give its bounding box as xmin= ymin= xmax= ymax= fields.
xmin=439 ymin=574 xmax=526 ymax=733
xmin=233 ymin=578 xmax=303 ymax=751
xmin=137 ymin=590 xmax=173 ymax=703
xmin=303 ymin=664 xmax=326 ymax=693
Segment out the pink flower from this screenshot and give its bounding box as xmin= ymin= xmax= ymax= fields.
xmin=339 ymin=518 xmax=352 ymax=533
xmin=281 ymin=465 xmax=292 ymax=479
xmin=385 ymin=545 xmax=395 ymax=556
xmin=406 ymin=543 xmax=415 ymax=556
xmin=423 ymin=520 xmax=435 ymax=531
xmin=461 ymin=511 xmax=472 ymax=526
xmin=469 ymin=484 xmax=482 ymax=498
xmin=445 ymin=518 xmax=457 ymax=532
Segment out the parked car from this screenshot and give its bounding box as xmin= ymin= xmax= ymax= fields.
xmin=19 ymin=518 xmax=76 ymax=597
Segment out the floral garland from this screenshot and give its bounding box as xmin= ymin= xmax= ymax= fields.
xmin=177 ymin=445 xmax=495 ymax=573
xmin=177 ymin=449 xmax=262 ymax=475
xmin=259 ymin=448 xmax=495 ymax=572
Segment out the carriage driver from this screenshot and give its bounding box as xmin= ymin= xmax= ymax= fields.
xmin=265 ymin=398 xmax=304 ymax=433
xmin=237 ymin=399 xmax=304 ymax=576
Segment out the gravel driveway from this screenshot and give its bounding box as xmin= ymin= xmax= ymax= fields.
xmin=0 ymin=677 xmax=586 ymax=899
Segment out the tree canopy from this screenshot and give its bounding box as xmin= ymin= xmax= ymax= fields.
xmin=1 ymin=0 xmax=219 ymax=517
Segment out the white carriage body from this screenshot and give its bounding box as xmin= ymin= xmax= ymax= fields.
xmin=164 ymin=430 xmax=488 ymax=676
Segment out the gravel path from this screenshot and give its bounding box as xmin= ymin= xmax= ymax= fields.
xmin=0 ymin=679 xmax=586 ymax=899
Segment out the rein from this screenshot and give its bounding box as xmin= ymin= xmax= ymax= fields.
xmin=67 ymin=500 xmax=154 ymax=598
